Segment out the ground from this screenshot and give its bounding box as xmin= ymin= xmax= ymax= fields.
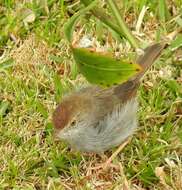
xmin=0 ymin=1 xmax=182 ymax=189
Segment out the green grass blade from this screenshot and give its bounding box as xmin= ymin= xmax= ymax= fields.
xmin=107 ymin=0 xmax=139 ymax=48
xmin=170 ymin=34 xmax=182 ymax=49
xmin=0 ymin=58 xmax=14 ymax=70
xmin=158 ymin=0 xmax=170 ymax=23
xmin=0 ymin=100 xmax=10 ymax=117
xmin=35 ymin=100 xmax=48 ymax=119
xmin=64 ymin=0 xmax=97 ymax=42
xmin=53 ymin=73 xmax=64 ymax=102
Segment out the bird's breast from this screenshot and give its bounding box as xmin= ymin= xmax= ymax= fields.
xmin=61 ymin=98 xmax=138 ymax=153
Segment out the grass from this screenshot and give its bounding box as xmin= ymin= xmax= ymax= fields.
xmin=0 ymin=0 xmax=182 ymax=189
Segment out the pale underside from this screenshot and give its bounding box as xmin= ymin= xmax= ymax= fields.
xmin=56 ymin=98 xmax=138 ymax=153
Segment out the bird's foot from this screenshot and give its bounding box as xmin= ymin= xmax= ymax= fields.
xmin=88 ymin=138 xmax=131 ymax=172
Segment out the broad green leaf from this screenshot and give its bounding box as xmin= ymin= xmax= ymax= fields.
xmin=72 ymin=48 xmax=142 ymax=87
xmin=64 ymin=0 xmax=97 ymax=42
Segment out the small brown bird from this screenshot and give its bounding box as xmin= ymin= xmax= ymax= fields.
xmin=53 ymin=42 xmax=166 ymax=153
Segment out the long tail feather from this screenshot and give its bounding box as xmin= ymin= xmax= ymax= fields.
xmin=135 ymin=42 xmax=167 ymax=81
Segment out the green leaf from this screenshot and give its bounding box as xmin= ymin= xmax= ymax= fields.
xmin=64 ymin=0 xmax=97 ymax=42
xmin=72 ymin=48 xmax=142 ymax=87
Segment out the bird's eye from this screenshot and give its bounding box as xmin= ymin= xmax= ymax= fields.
xmin=70 ymin=120 xmax=76 ymax=126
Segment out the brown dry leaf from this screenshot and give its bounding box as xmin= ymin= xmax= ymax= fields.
xmin=155 ymin=166 xmax=173 ymax=190
xmin=165 ymin=158 xmax=176 ymax=168
xmin=22 ymin=8 xmax=36 ymax=23
xmin=131 ymin=185 xmax=146 ymax=190
xmin=155 ymin=166 xmax=166 ymax=185
xmin=39 ymin=0 xmax=49 ymax=14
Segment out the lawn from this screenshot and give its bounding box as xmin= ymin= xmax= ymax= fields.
xmin=0 ymin=0 xmax=182 ymax=189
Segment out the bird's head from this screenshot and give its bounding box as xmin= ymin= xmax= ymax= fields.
xmin=52 ymin=94 xmax=92 ymax=140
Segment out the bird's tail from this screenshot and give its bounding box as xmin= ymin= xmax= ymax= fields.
xmin=113 ymin=42 xmax=167 ymax=100
xmin=134 ymin=42 xmax=167 ymax=81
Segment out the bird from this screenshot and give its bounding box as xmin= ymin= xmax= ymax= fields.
xmin=52 ymin=42 xmax=167 ymax=154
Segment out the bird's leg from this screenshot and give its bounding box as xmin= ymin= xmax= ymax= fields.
xmin=103 ymin=138 xmax=131 ymax=169
xmin=88 ymin=138 xmax=131 ymax=171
